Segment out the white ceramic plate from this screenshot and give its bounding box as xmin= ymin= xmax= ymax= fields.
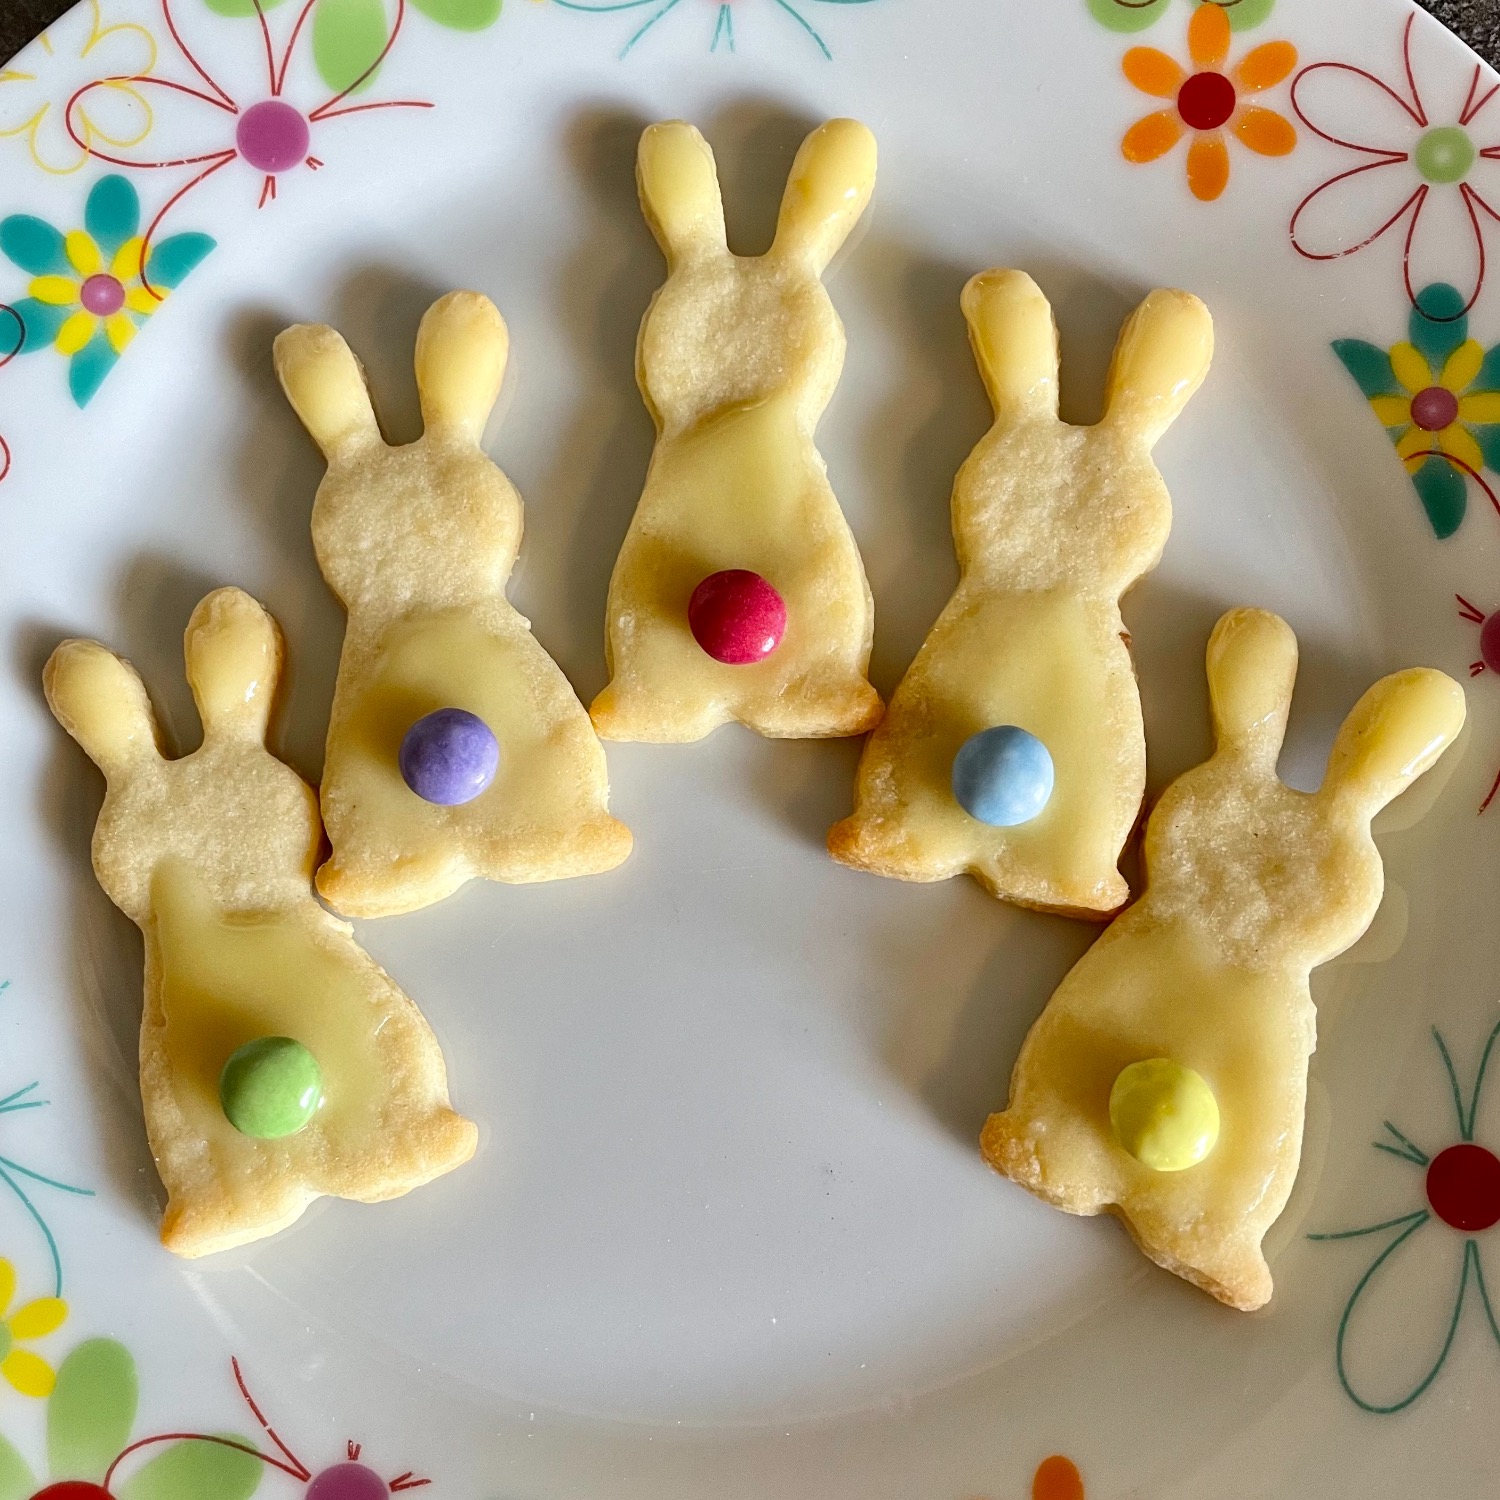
xmin=3 ymin=0 xmax=1500 ymax=1493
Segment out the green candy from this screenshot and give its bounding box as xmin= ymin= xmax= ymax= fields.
xmin=219 ymin=1037 xmax=323 ymax=1140
xmin=1109 ymin=1057 xmax=1219 ymax=1172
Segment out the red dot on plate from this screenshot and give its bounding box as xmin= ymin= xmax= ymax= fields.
xmin=687 ymin=570 xmax=787 ymax=665
xmin=1426 ymin=1142 xmax=1500 ymax=1231
xmin=32 ymin=1485 xmax=113 ymax=1500
xmin=1177 ymin=71 xmax=1237 ymax=131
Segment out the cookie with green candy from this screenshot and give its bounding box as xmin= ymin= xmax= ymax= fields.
xmin=44 ymin=586 xmax=476 ymax=1257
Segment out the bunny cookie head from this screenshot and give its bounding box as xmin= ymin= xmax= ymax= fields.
xmin=275 ymin=291 xmax=516 ymax=618
xmin=44 ymin=587 xmax=317 ymax=923
xmin=1145 ymin=608 xmax=1466 ymax=968
xmin=955 ymin=270 xmax=1213 ymax=595
xmin=635 ymin=118 xmax=876 ymax=434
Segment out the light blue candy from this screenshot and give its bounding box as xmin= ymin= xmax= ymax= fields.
xmin=952 ymin=725 xmax=1054 ymax=827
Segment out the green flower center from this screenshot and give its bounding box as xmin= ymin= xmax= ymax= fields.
xmin=0 ymin=1322 xmax=12 ymax=1362
xmin=1415 ymin=125 xmax=1475 ymax=185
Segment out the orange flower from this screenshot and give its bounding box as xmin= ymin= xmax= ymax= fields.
xmin=1120 ymin=4 xmax=1297 ymax=202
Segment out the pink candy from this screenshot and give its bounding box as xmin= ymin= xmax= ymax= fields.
xmin=688 ymin=570 xmax=787 ymax=665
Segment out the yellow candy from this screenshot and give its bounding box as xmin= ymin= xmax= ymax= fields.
xmin=1109 ymin=1058 xmax=1219 ymax=1172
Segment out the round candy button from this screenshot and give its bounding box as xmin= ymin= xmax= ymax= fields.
xmin=219 ymin=1037 xmax=323 ymax=1140
xmin=952 ymin=725 xmax=1054 ymax=826
xmin=688 ymin=570 xmax=787 ymax=664
xmin=1109 ymin=1058 xmax=1219 ymax=1172
xmin=399 ymin=708 xmax=500 ymax=805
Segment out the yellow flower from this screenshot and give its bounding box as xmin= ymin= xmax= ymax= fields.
xmin=1371 ymin=338 xmax=1500 ymax=476
xmin=0 ymin=0 xmax=155 ymax=175
xmin=28 ymin=227 xmax=162 ymax=358
xmin=0 ymin=1258 xmax=67 ymax=1398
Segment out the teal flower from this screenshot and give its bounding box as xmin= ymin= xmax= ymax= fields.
xmin=0 ymin=176 xmax=213 ymax=408
xmin=552 ymin=0 xmax=881 ymax=61
xmin=1310 ymin=1020 xmax=1500 ymax=1413
xmin=0 ymin=1338 xmax=262 ymax=1498
xmin=0 ymin=1077 xmax=92 ymax=1299
xmin=1332 ymin=282 xmax=1500 ymax=540
xmin=1088 ymin=0 xmax=1274 ymax=37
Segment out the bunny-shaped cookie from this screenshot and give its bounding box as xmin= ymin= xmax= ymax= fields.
xmin=44 ymin=588 xmax=477 ymax=1257
xmin=829 ymin=271 xmax=1213 ymax=916
xmin=275 ymin=291 xmax=632 ymax=918
xmin=981 ymin=608 xmax=1465 ymax=1310
xmin=588 ymin=118 xmax=884 ymax=743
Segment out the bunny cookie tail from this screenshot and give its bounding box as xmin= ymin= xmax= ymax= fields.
xmin=157 ymin=1104 xmax=478 ymax=1259
xmin=979 ymin=1110 xmax=1098 ymax=1212
xmin=1114 ymin=1218 xmax=1274 ymax=1313
xmin=980 ymin=1110 xmax=1272 ymax=1309
xmin=742 ymin=676 xmax=883 ymax=740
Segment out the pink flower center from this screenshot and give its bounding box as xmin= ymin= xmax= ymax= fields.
xmin=1426 ymin=1142 xmax=1500 ymax=1231
xmin=80 ymin=273 xmax=124 ymax=316
xmin=306 ymin=1463 xmax=389 ymax=1500
xmin=236 ymin=99 xmax=311 ymax=175
xmin=1411 ymin=384 xmax=1460 ymax=432
xmin=1177 ymin=71 xmax=1237 ymax=132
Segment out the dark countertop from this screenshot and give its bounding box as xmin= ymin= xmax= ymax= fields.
xmin=2 ymin=0 xmax=1497 ymax=66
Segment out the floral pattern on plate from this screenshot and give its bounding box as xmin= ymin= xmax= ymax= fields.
xmin=1291 ymin=12 xmax=1500 ymax=318
xmin=1119 ymin=2 xmax=1297 ymax=200
xmin=1310 ymin=1019 xmax=1500 ymax=1414
xmin=0 ymin=0 xmax=156 ymax=174
xmin=0 ymin=173 xmax=214 ymax=405
xmin=1087 ymin=0 xmax=1275 ymax=38
xmin=0 ymin=1338 xmax=264 ymax=1499
xmin=550 ymin=0 xmax=882 ymax=61
xmin=1332 ymin=280 xmax=1500 ymax=539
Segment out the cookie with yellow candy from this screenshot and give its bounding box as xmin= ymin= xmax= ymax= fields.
xmin=275 ymin=290 xmax=632 ymax=918
xmin=589 ymin=118 xmax=884 ymax=743
xmin=981 ymin=608 xmax=1465 ymax=1309
xmin=829 ymin=271 xmax=1213 ymax=917
xmin=43 ymin=588 xmax=477 ymax=1257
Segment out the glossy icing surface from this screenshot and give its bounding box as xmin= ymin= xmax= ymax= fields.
xmin=321 ymin=603 xmax=630 ymax=913
xmin=982 ymin=608 xmax=1466 ymax=1310
xmin=830 ymin=272 xmax=1214 ymax=915
xmin=590 ymin=119 xmax=882 ymax=743
xmin=275 ymin=292 xmax=631 ymax=916
xmin=594 ymin=392 xmax=877 ymax=740
xmin=43 ymin=587 xmax=477 ymax=1257
xmin=155 ymin=860 xmax=383 ymax=1151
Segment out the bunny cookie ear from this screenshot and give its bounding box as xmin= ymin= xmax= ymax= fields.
xmin=1205 ymin=608 xmax=1298 ymax=771
xmin=638 ymin=121 xmax=728 ymax=268
xmin=1102 ymin=288 xmax=1213 ymax=448
xmin=961 ymin=269 xmax=1060 ymax=423
xmin=414 ymin=291 xmax=509 ymax=443
xmin=44 ymin=638 xmax=163 ymax=782
xmin=770 ymin=118 xmax=876 ymax=276
xmin=273 ymin=322 xmax=382 ymax=461
xmin=1322 ymin=668 xmax=1466 ymax=819
xmin=183 ymin=587 xmax=283 ymax=747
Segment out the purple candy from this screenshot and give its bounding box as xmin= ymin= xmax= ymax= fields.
xmin=399 ymin=708 xmax=499 ymax=805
